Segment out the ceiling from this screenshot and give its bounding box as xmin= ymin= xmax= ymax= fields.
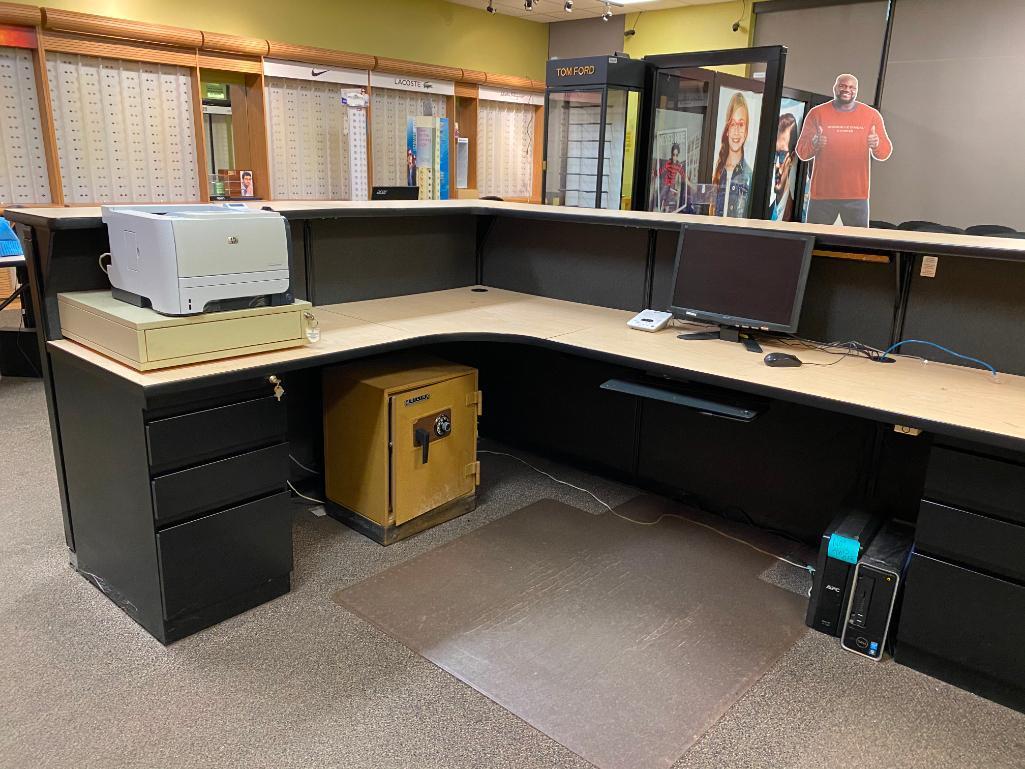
xmin=446 ymin=0 xmax=729 ymax=24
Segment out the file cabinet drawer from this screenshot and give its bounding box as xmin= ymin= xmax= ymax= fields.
xmin=925 ymin=447 xmax=1025 ymax=524
xmin=157 ymin=491 xmax=293 ymax=621
xmin=146 ymin=395 xmax=286 ymax=473
xmin=151 ymin=443 xmax=289 ymax=526
xmin=895 ymin=553 xmax=1025 ymax=712
xmin=916 ymin=500 xmax=1025 ymax=583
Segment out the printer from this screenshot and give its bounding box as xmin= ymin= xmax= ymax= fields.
xmin=101 ymin=204 xmax=292 ymax=316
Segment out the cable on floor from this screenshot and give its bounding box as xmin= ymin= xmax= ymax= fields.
xmin=287 ymin=480 xmax=324 ymax=505
xmin=478 ymin=449 xmax=814 ymax=574
xmin=290 ymin=454 xmax=321 ymax=475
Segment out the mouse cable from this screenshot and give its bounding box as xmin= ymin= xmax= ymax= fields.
xmin=478 ymin=449 xmax=814 ymax=574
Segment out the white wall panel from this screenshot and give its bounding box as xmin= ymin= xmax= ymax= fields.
xmin=477 ymin=99 xmax=534 ymax=199
xmin=265 ymin=76 xmax=368 ymax=200
xmin=0 ymin=46 xmax=50 ymax=205
xmin=370 ymin=88 xmax=446 ymax=187
xmin=46 ymin=52 xmax=200 ymax=203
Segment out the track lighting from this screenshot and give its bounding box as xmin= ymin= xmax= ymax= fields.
xmin=601 ymin=3 xmax=612 ymax=22
xmin=524 ymin=0 xmax=534 ymax=10
xmin=564 ymin=0 xmax=572 ymax=10
xmin=486 ymin=0 xmax=495 ymax=13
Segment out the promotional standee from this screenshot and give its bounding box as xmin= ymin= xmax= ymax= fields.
xmin=796 ymin=73 xmax=893 ymax=227
xmin=710 ymin=86 xmax=763 ymax=219
xmin=769 ymin=97 xmax=807 ymax=222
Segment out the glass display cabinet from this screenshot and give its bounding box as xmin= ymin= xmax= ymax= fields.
xmin=542 ymin=55 xmax=647 ymax=210
xmin=637 ymin=46 xmax=788 ymax=220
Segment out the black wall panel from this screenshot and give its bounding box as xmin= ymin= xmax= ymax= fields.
xmin=902 ymin=255 xmax=1025 ymax=376
xmin=431 ymin=342 xmax=641 ymax=478
xmin=309 ymin=215 xmax=476 ymax=305
xmin=650 ymin=228 xmax=681 ymax=313
xmin=482 ymin=216 xmax=650 ymax=311
xmin=635 ymin=397 xmax=876 ymax=542
xmin=798 ymin=256 xmax=896 ymax=348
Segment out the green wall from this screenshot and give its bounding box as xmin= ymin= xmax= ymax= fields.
xmin=18 ymin=0 xmax=549 ymax=80
xmin=623 ymin=0 xmax=756 ymax=74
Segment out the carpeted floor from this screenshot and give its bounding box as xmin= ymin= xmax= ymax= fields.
xmin=1 ymin=375 xmax=1023 ymax=769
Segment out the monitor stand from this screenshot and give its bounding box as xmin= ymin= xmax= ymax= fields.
xmin=677 ymin=325 xmax=763 ymax=353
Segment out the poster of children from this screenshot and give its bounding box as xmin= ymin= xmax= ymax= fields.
xmin=709 ymin=86 xmax=763 ymax=218
xmin=651 ymin=128 xmax=688 ymax=213
xmin=768 ymin=98 xmax=807 ymax=221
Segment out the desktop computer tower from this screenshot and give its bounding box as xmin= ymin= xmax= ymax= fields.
xmin=806 ymin=505 xmax=884 ymax=636
xmin=322 ymin=354 xmax=481 ymax=545
xmin=840 ymin=522 xmax=913 ymax=659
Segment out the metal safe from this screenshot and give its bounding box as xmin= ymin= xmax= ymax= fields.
xmin=323 ymin=354 xmax=481 ymax=545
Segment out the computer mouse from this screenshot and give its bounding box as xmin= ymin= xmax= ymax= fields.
xmin=764 ymin=352 xmax=802 ymax=368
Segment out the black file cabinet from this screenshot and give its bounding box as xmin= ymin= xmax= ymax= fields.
xmin=896 ymin=443 xmax=1025 ymax=711
xmin=51 ymin=352 xmax=294 ymax=644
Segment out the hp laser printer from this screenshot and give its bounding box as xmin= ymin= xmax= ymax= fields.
xmin=101 ymin=204 xmax=292 ymax=316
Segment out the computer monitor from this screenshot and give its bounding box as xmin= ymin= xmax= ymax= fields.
xmin=670 ymin=224 xmax=814 ymax=350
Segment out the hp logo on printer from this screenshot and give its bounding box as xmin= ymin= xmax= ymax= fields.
xmin=227 ymin=235 xmax=239 ymax=244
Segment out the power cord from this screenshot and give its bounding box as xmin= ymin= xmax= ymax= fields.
xmin=479 ymin=449 xmax=814 ymax=574
xmin=290 ymin=454 xmax=321 ymax=475
xmin=879 ymin=339 xmax=998 ymax=376
xmin=287 ymin=480 xmax=324 ymax=505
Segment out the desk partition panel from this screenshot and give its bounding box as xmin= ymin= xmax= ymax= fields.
xmin=798 ymin=257 xmax=896 ymax=349
xmin=481 ymin=215 xmax=650 ymax=311
xmin=902 ymin=255 xmax=1025 ymax=377
xmin=307 ymin=215 xmax=476 ymax=305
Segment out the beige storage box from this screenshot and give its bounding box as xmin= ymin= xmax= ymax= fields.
xmin=58 ymin=290 xmax=312 ymax=371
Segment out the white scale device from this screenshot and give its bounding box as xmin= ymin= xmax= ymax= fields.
xmin=627 ymin=309 xmax=674 ymax=332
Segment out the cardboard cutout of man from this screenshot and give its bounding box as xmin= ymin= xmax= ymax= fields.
xmin=796 ymin=74 xmax=892 ymax=227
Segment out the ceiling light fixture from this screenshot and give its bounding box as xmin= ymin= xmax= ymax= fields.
xmin=524 ymin=0 xmax=534 ymax=9
xmin=601 ymin=3 xmax=613 ymax=22
xmin=564 ymin=0 xmax=573 ymax=10
xmin=486 ymin=0 xmax=495 ymax=13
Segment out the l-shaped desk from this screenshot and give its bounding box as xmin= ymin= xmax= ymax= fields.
xmin=8 ymin=201 xmax=1025 ymax=712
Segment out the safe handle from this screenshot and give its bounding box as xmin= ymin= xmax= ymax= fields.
xmin=414 ymin=428 xmax=431 ymax=464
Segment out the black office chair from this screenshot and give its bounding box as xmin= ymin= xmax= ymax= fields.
xmin=965 ymin=224 xmax=1017 ymax=236
xmin=869 ymin=220 xmax=897 ymax=229
xmin=898 ymin=220 xmax=965 ymax=234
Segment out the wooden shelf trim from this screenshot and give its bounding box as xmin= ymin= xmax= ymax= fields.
xmin=0 ymin=1 xmax=41 ymax=26
xmin=200 ymin=31 xmax=268 ymax=57
xmin=41 ymin=7 xmax=203 ymax=48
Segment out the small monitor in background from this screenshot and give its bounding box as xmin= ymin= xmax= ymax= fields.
xmin=671 ymin=224 xmax=814 ymax=353
xmin=372 ymin=186 xmax=419 ymax=201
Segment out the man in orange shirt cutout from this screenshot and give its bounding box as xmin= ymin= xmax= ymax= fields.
xmin=796 ymin=74 xmax=893 ymax=227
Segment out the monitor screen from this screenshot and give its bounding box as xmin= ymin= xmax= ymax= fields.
xmin=670 ymin=225 xmax=814 ymax=333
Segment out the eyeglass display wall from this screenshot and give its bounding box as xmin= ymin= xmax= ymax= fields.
xmin=371 ymin=87 xmax=447 ymax=188
xmin=638 ymin=46 xmax=788 ymax=220
xmin=0 ymin=46 xmax=50 ymax=205
xmin=542 ymin=56 xmax=646 ymax=210
xmin=265 ymin=76 xmax=369 ymax=200
xmin=46 ymin=52 xmax=201 ymax=204
xmin=477 ymin=98 xmax=535 ymax=199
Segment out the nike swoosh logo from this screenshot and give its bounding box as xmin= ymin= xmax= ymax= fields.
xmin=311 ymin=69 xmax=328 ymax=77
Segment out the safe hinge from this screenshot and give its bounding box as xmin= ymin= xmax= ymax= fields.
xmin=465 ymin=390 xmax=483 ymax=416
xmin=464 ymin=460 xmax=481 ymax=485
